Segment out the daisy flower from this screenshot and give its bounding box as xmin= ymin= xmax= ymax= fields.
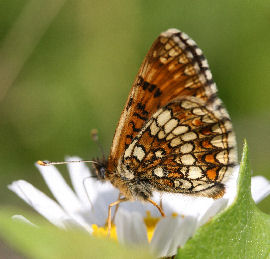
xmin=8 ymin=156 xmax=270 ymax=258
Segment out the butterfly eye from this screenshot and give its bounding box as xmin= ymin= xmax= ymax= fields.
xmin=99 ymin=167 xmax=106 ymax=179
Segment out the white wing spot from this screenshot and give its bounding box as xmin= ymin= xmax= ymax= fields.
xmin=150 ymin=120 xmax=159 ymax=136
xmin=216 ymin=150 xmax=228 ymax=164
xmin=212 ymin=124 xmax=223 ymax=134
xmin=124 ymin=140 xmax=137 ymax=158
xmin=210 ymin=83 xmax=217 ymax=92
xmin=164 ymin=119 xmax=178 ymax=133
xmin=158 ymin=130 xmax=166 ymax=139
xmin=181 ymin=154 xmax=195 ymax=165
xmin=170 ymin=137 xmax=182 ymax=147
xmin=121 ymin=165 xmax=134 ymax=180
xmin=180 ymin=143 xmax=194 ymax=153
xmin=172 ymin=125 xmax=188 ymax=135
xmin=193 ymin=107 xmax=206 ymax=116
xmin=179 ymin=179 xmax=192 ymax=189
xmin=166 ymin=133 xmax=174 ymax=140
xmin=133 ymin=146 xmax=145 ymax=161
xmin=181 ymin=32 xmax=189 ymax=40
xmin=217 ymin=166 xmax=227 ymax=181
xmin=210 ymin=135 xmax=224 ymax=148
xmin=205 ymin=70 xmax=212 ymax=80
xmin=181 ymin=100 xmax=199 ymax=109
xmin=169 ymin=48 xmax=178 ymax=57
xmin=180 ymin=167 xmax=188 ymax=175
xmin=157 ymin=110 xmax=171 ymax=126
xmin=160 ymin=57 xmax=168 ymax=64
xmin=186 ymin=51 xmax=193 ymax=59
xmin=187 ymin=38 xmax=196 ymax=46
xmin=201 ymin=59 xmax=208 ymax=67
xmin=153 ymin=167 xmax=165 ymax=177
xmin=179 ymin=55 xmax=189 ymax=64
xmin=202 ymin=115 xmax=215 ymax=123
xmin=198 ymin=74 xmax=207 ymax=84
xmin=195 ymin=48 xmax=202 ymax=55
xmin=211 ymin=98 xmax=222 ymax=110
xmin=181 ymin=132 xmax=197 ymax=141
xmin=184 ymin=66 xmax=195 ymax=76
xmin=174 ymin=180 xmax=180 ymax=187
xmin=188 ymin=166 xmax=202 ymax=179
xmin=155 ymin=150 xmax=165 ymax=158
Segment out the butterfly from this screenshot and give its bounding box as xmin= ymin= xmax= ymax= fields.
xmin=92 ymin=28 xmax=237 ymax=223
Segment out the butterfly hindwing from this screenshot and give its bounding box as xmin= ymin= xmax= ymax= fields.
xmin=119 ymin=97 xmax=237 ymax=198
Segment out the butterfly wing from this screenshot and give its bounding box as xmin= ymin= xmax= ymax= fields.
xmin=120 ymin=97 xmax=237 ymax=198
xmin=107 ymin=28 xmax=237 ymax=198
xmin=108 ymin=28 xmax=223 ymax=172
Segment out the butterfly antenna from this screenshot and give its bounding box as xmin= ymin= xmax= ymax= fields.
xmin=37 ymin=160 xmax=102 ymax=166
xmin=91 ymin=129 xmax=105 ymax=160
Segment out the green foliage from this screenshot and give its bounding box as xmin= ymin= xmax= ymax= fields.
xmin=0 ymin=210 xmax=153 ymax=259
xmin=177 ymin=141 xmax=270 ymax=258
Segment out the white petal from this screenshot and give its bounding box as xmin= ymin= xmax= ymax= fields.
xmin=8 ymin=180 xmax=71 ymax=228
xmin=150 ymin=215 xmax=197 ymax=257
xmin=223 ymin=166 xmax=239 ymax=205
xmin=197 ymin=198 xmax=228 ymax=227
xmin=12 ymin=215 xmax=37 ymax=227
xmin=83 ymin=179 xmax=119 ymax=226
xmin=251 ymin=176 xmax=270 ymax=203
xmin=9 ymin=180 xmax=93 ymax=233
xmin=115 ymin=209 xmax=148 ymax=246
xmin=66 ymin=156 xmax=92 ymax=207
xmin=119 ymin=200 xmax=159 ymax=217
xmin=158 ymin=192 xmax=214 ymax=219
xmin=36 ymin=163 xmax=87 ymax=214
xmin=37 ymin=163 xmax=97 ymax=231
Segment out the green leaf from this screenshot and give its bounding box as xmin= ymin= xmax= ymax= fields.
xmin=0 ymin=210 xmax=153 ymax=259
xmin=177 ymin=140 xmax=270 ymax=258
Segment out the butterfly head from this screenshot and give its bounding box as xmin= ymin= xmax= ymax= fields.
xmin=92 ymin=159 xmax=107 ymax=181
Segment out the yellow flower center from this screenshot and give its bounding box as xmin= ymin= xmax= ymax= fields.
xmin=92 ymin=211 xmax=162 ymax=242
xmin=92 ymin=224 xmax=118 ymax=241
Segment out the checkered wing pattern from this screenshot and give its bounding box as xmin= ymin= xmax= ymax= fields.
xmin=106 ymin=29 xmax=237 ymax=199
xmin=121 ymin=97 xmax=236 ymax=198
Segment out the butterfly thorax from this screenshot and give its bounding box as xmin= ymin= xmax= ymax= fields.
xmin=108 ymin=159 xmax=153 ymax=200
xmin=92 ymin=158 xmax=153 ymax=201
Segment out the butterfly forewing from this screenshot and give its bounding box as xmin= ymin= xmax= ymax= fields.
xmin=106 ymin=28 xmax=237 ymax=200
xmin=109 ymin=29 xmax=220 ymax=170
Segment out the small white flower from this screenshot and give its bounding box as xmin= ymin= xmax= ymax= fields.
xmin=8 ymin=157 xmax=270 ymax=258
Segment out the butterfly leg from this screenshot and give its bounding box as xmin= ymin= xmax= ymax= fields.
xmin=160 ymin=198 xmax=163 ymax=212
xmin=159 ymin=193 xmax=163 ymax=211
xmin=111 ymin=193 xmax=122 ymax=224
xmin=107 ymin=197 xmax=127 ymax=236
xmin=147 ymin=198 xmax=165 ymax=217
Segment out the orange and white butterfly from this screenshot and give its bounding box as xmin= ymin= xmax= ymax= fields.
xmin=92 ymin=28 xmax=237 ymax=218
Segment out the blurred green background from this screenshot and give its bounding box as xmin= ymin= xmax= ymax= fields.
xmin=0 ymin=0 xmax=269 ymax=215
